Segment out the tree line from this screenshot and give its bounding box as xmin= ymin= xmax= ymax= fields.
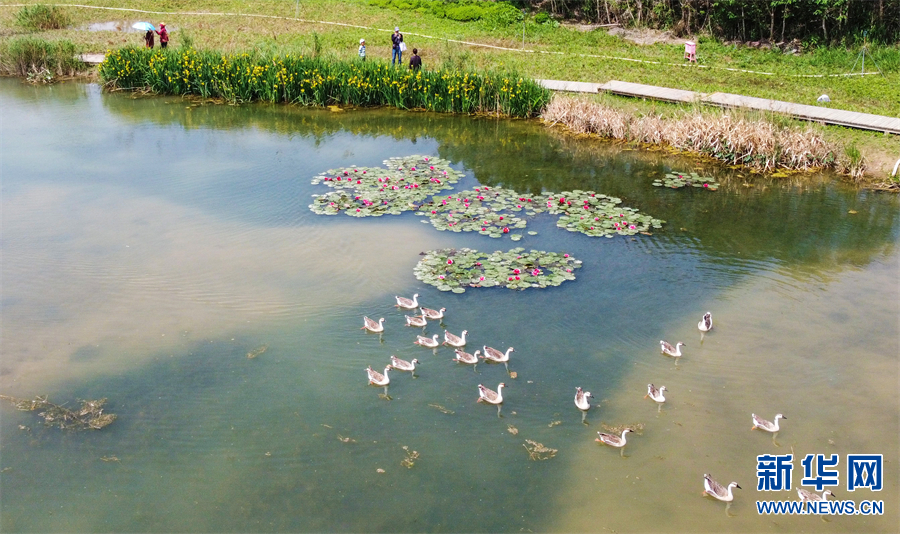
xmin=511 ymin=0 xmax=900 ymax=44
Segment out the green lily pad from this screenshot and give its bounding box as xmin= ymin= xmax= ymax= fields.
xmin=309 ymin=156 xmax=465 ymax=217
xmin=655 ymin=171 xmax=719 ymax=191
xmin=413 ymin=247 xmax=582 ymax=293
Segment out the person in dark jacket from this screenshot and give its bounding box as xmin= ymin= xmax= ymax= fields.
xmin=409 ymin=48 xmax=422 ymax=71
xmin=144 ymin=29 xmax=154 ymax=48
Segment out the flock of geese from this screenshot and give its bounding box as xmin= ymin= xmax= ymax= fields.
xmin=363 ymin=301 xmax=805 ymax=515
xmin=363 ymin=293 xmax=515 ymax=417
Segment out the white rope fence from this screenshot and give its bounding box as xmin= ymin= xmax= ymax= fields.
xmin=0 ymin=3 xmax=880 ymax=78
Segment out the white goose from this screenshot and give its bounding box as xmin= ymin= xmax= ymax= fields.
xmin=751 ymin=413 xmax=786 ymax=432
xmin=798 ymin=488 xmax=835 ymax=503
xmin=389 ymin=355 xmax=420 ymax=376
xmin=477 ymin=383 xmax=506 ymax=417
xmin=698 ymin=312 xmax=713 ymax=332
xmin=703 ymin=474 xmax=741 ymax=502
xmin=443 ymin=329 xmax=468 ymax=347
xmin=481 ymin=345 xmax=514 ymax=374
xmin=404 ymin=315 xmax=427 ymax=328
xmin=453 ymin=349 xmax=480 ymax=371
xmin=596 ymin=429 xmax=634 ymax=456
xmin=361 ymin=316 xmax=385 ymax=333
xmin=660 ymin=340 xmax=685 ymax=357
xmin=414 ymin=334 xmax=440 ymax=349
xmin=366 ymin=365 xmax=391 ymax=397
xmin=574 ymin=387 xmax=593 ymax=424
xmin=419 ymin=306 xmax=446 ymax=320
xmin=394 ymin=293 xmax=419 ymax=309
xmin=645 ymin=384 xmax=667 ymax=403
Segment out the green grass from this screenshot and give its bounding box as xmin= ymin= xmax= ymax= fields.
xmin=14 ymin=4 xmax=70 ymax=30
xmin=99 ymin=46 xmax=551 ymax=117
xmin=0 ymin=36 xmax=81 ymax=78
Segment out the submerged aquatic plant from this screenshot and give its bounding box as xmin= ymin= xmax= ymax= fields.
xmin=653 ymin=172 xmax=719 ymax=190
xmin=414 ymin=247 xmax=582 ymax=292
xmin=309 ymin=156 xmax=464 ymax=217
xmin=523 ymin=439 xmax=558 ymax=461
xmin=0 ymin=394 xmax=116 ymax=431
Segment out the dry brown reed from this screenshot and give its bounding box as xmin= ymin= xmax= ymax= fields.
xmin=542 ymin=96 xmax=838 ymax=173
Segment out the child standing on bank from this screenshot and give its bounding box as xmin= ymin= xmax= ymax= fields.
xmin=358 ymin=39 xmax=366 ymax=60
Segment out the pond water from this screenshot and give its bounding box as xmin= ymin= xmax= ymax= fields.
xmin=1 ymin=78 xmax=897 ymax=533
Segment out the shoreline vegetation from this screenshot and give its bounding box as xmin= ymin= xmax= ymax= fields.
xmin=97 ymin=46 xmax=551 ymax=117
xmin=0 ymin=1 xmax=897 ymax=187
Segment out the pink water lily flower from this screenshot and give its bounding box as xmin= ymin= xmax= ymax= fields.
xmin=438 ymin=275 xmax=445 ymax=280
xmin=513 ymin=269 xmax=521 ymax=275
xmin=447 ymin=259 xmax=453 ymax=265
xmin=629 ymin=225 xmax=636 ymax=229
xmin=564 ymin=254 xmax=569 ymax=258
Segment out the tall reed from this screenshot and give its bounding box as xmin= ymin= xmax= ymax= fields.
xmin=542 ymin=96 xmax=837 ymax=172
xmin=0 ymin=37 xmax=82 ymax=78
xmin=99 ymin=47 xmax=551 ymax=118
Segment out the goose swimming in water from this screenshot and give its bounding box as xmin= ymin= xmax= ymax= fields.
xmin=481 ymin=345 xmax=514 ymax=374
xmin=596 ymin=429 xmax=633 ymax=456
xmin=443 ymin=330 xmax=468 ymax=347
xmin=751 ymin=413 xmax=786 ymax=432
xmin=453 ymin=349 xmax=480 ymax=371
xmin=660 ymin=340 xmax=685 ymax=357
xmin=405 ymin=315 xmax=427 ymax=328
xmin=394 ymin=294 xmax=419 ymax=309
xmin=361 ymin=316 xmax=385 ymax=333
xmin=414 ymin=334 xmax=440 ymax=348
xmin=477 ymin=383 xmax=506 ymax=417
xmin=698 ymin=312 xmax=713 ymax=332
xmin=798 ymin=488 xmax=835 ymax=503
xmin=645 ymin=384 xmax=667 ymax=403
xmin=574 ymin=387 xmax=593 ymax=423
xmin=703 ymin=474 xmax=741 ymax=502
xmin=389 ymin=355 xmax=420 ymax=376
xmin=366 ymin=365 xmax=391 ymax=398
xmin=419 ymin=306 xmax=446 ymax=320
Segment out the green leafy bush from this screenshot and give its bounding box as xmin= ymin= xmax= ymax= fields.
xmin=15 ymin=4 xmax=70 ymax=31
xmin=0 ymin=37 xmax=81 ymax=78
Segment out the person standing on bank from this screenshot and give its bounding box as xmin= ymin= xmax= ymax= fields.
xmin=409 ymin=48 xmax=421 ymax=71
xmin=144 ymin=29 xmax=154 ymax=48
xmin=358 ymin=38 xmax=366 ymax=60
xmin=391 ymin=27 xmax=404 ymax=66
xmin=156 ymin=23 xmax=169 ymax=48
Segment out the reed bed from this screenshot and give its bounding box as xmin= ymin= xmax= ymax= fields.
xmin=0 ymin=37 xmax=82 ymax=79
xmin=99 ymin=47 xmax=550 ymax=118
xmin=542 ymin=96 xmax=838 ymax=172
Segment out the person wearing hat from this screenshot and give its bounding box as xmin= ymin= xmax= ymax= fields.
xmin=358 ymin=38 xmax=366 ymax=60
xmin=391 ymin=26 xmax=404 ymax=66
xmin=155 ymin=22 xmax=169 ymax=48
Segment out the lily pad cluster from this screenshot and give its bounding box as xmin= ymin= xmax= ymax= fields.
xmin=309 ymin=156 xmax=465 ymax=217
xmin=414 ymin=247 xmax=582 ymax=293
xmin=417 ymin=187 xmax=663 ymax=239
xmin=540 ymin=190 xmax=664 ymax=238
xmin=653 ymin=172 xmax=719 ymax=190
xmin=417 ymin=186 xmax=538 ymax=239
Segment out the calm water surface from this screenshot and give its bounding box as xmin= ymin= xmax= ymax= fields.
xmin=1 ymin=78 xmax=897 ymax=533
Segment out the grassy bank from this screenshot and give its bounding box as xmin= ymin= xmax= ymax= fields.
xmin=0 ymin=0 xmax=897 ymax=180
xmin=98 ymin=46 xmax=550 ymax=117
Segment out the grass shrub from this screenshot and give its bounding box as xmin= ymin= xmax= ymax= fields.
xmin=543 ymin=95 xmax=837 ymax=172
xmin=15 ymin=4 xmax=70 ymax=30
xmin=99 ymin=47 xmax=551 ymax=117
xmin=0 ymin=37 xmax=81 ymax=78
